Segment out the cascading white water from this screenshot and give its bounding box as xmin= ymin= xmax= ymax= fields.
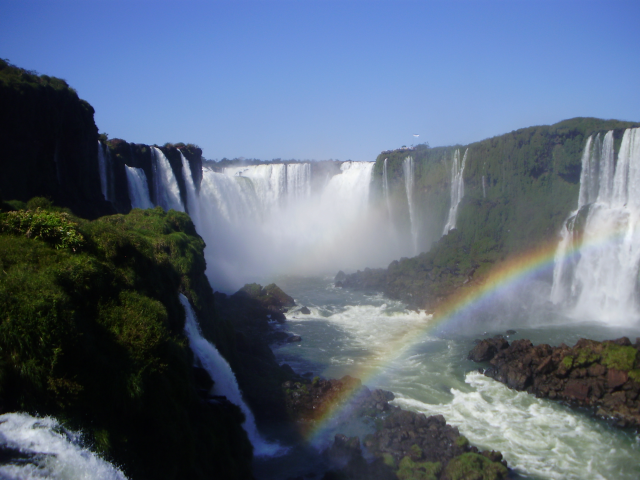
xmin=443 ymin=148 xmax=467 ymax=234
xmin=403 ymin=156 xmax=418 ymax=255
xmin=179 ymin=151 xmax=201 ymax=225
xmin=179 ymin=294 xmax=284 ymax=457
xmin=482 ymin=176 xmax=486 ymax=199
xmin=125 ymin=166 xmax=154 ymax=209
xmin=194 ymin=161 xmax=398 ymax=291
xmin=0 ymin=412 xmax=128 ymax=480
xmin=224 ymin=164 xmax=288 ymax=212
xmin=286 ymin=163 xmax=311 ymax=201
xmin=151 ymin=147 xmax=184 ymax=212
xmin=551 ymin=128 xmax=640 ymax=323
xmin=382 ymin=158 xmax=392 ymax=218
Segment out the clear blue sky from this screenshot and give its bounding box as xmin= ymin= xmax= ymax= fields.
xmin=1 ymin=0 xmax=638 ymax=161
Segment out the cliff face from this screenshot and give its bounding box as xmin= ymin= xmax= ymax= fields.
xmin=0 ymin=60 xmax=113 ymax=219
xmin=345 ymin=118 xmax=640 ymax=309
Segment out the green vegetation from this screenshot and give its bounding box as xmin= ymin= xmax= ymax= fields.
xmin=602 ymin=343 xmax=637 ymax=372
xmin=396 ymin=456 xmax=442 ymax=480
xmin=1 ymin=208 xmax=85 ymax=251
xmin=0 ymin=202 xmax=251 ymax=479
xmin=455 ymin=435 xmax=470 ymax=448
xmin=562 ymin=356 xmax=574 ymax=369
xmin=442 ymin=453 xmax=507 ymax=480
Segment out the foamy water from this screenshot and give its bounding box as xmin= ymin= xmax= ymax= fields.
xmin=0 ymin=413 xmax=128 ymax=480
xmin=394 ymin=372 xmax=640 ymax=480
xmin=268 ymin=275 xmax=640 ymax=480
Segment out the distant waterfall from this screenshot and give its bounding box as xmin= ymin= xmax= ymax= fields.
xmin=151 ymin=147 xmax=184 ymax=212
xmin=443 ymin=149 xmax=467 ymax=234
xmin=125 ymin=166 xmax=154 ymax=209
xmin=382 ymin=158 xmax=392 ymax=218
xmin=179 ymin=294 xmax=284 ymax=457
xmin=403 ymin=156 xmax=418 ymax=255
xmin=0 ymin=412 xmax=128 ymax=480
xmin=195 ymin=161 xmax=387 ymax=291
xmin=482 ymin=176 xmax=486 ymax=198
xmin=551 ymin=128 xmax=640 ymax=323
xmin=97 ymin=141 xmax=113 ymax=201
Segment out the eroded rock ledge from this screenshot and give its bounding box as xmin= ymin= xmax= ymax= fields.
xmin=468 ymin=336 xmax=640 ymax=429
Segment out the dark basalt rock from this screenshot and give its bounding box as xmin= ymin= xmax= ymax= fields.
xmin=468 ymin=336 xmax=509 ymax=362
xmin=300 ymin=306 xmax=311 ymax=315
xmin=287 ymin=335 xmax=302 ymax=343
xmin=469 ymin=336 xmax=640 ymax=430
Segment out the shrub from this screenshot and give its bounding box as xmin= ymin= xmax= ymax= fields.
xmin=0 ymin=209 xmax=84 ymax=251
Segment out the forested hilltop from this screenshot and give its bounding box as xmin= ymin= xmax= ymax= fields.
xmin=341 ymin=117 xmax=640 ymax=310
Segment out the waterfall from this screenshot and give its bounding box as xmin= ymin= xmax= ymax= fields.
xmin=151 ymin=147 xmax=184 ymax=212
xmin=180 ymin=151 xmax=201 ymax=225
xmin=551 ymin=128 xmax=640 ymax=323
xmin=286 ymin=163 xmax=311 ymax=201
xmin=403 ymin=156 xmax=418 ymax=255
xmin=125 ymin=166 xmax=154 ymax=210
xmin=97 ymin=141 xmax=113 ymax=201
xmin=0 ymin=412 xmax=128 ymax=480
xmin=179 ymin=294 xmax=284 ymax=457
xmin=443 ymin=148 xmax=467 ymax=234
xmin=193 ymin=161 xmax=390 ymax=291
xmin=382 ymin=158 xmax=392 ymax=218
xmin=482 ymin=176 xmax=486 ymax=199
xmin=224 ymin=164 xmax=287 ymax=212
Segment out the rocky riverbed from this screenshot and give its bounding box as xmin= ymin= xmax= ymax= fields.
xmin=468 ymin=335 xmax=640 ymax=429
xmin=282 ymin=375 xmax=509 ymax=480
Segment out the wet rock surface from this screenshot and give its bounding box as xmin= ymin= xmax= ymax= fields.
xmin=469 ymin=336 xmax=640 ymax=429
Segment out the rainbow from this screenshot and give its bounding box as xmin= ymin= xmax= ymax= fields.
xmin=301 ymin=217 xmax=632 ymax=444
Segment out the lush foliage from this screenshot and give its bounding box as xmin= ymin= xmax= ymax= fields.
xmin=0 ymin=204 xmax=251 ymax=479
xmin=0 ymin=208 xmax=85 ymax=251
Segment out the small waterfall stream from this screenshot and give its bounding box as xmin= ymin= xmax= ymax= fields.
xmin=443 ymin=148 xmax=467 ymax=234
xmin=179 ymin=294 xmax=285 ymax=457
xmin=403 ymin=156 xmax=418 ymax=255
xmin=151 ymin=147 xmax=184 ymax=212
xmin=125 ymin=166 xmax=154 ymax=209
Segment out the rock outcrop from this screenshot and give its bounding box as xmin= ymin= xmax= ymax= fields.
xmin=469 ymin=336 xmax=640 ymax=429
